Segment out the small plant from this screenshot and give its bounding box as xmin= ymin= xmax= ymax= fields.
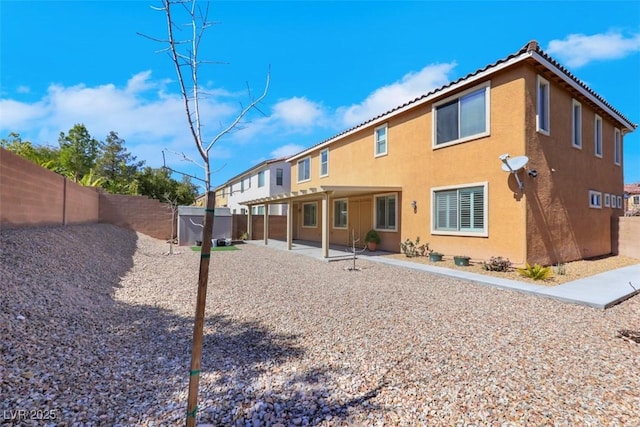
xmin=554 ymin=262 xmax=567 ymax=276
xmin=364 ymin=229 xmax=381 ymax=244
xmin=517 ymin=263 xmax=553 ymax=281
xmin=453 ymin=255 xmax=471 ymax=266
xmin=429 ymin=251 xmax=443 ymax=262
xmin=483 ymin=256 xmax=513 ymax=272
xmin=240 ymin=231 xmax=249 ymax=240
xmin=400 ymin=236 xmax=430 ymax=257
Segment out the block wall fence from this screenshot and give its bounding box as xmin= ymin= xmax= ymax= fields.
xmin=1 ymin=148 xmax=173 ymax=240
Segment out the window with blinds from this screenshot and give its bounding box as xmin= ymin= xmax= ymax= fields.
xmin=434 ymin=185 xmax=485 ymax=233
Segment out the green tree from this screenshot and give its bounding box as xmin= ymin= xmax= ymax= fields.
xmin=1 ymin=132 xmax=61 ymax=170
xmin=58 ymin=124 xmax=99 ymax=182
xmin=135 ymin=167 xmax=198 ymax=206
xmin=96 ymin=131 xmax=145 ymax=194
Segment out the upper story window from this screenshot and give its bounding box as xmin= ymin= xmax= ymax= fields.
xmin=434 ymin=82 xmax=490 ymax=147
xmin=374 ymin=193 xmax=397 ymax=231
xmin=374 ymin=124 xmax=388 ymax=157
xmin=594 ymin=115 xmax=603 ymax=158
xmin=633 ymin=195 xmax=640 ymax=204
xmin=221 ymin=187 xmax=226 ymax=197
xmin=432 ymin=183 xmax=488 ymax=236
xmin=614 ymin=128 xmax=621 ymax=166
xmin=258 ymin=170 xmax=265 ymax=187
xmin=240 ymin=180 xmax=245 ymax=193
xmin=572 ymin=99 xmax=582 ymax=149
xmin=320 ymin=149 xmax=329 ymax=177
xmin=276 ymin=168 xmax=284 ymax=186
xmin=297 ymin=157 xmax=310 ymax=182
xmin=537 ymin=76 xmax=550 ymax=135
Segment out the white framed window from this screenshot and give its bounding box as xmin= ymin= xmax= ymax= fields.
xmin=604 ymin=193 xmax=611 ymax=208
xmin=276 ymin=168 xmax=284 ymax=186
xmin=320 ymin=149 xmax=329 ymax=177
xmin=433 ymin=82 xmax=490 ymax=148
xmin=374 ymin=124 xmax=388 ymax=157
xmin=617 ymin=196 xmax=622 ymax=209
xmin=594 ymin=115 xmax=603 ymax=158
xmin=614 ymin=128 xmax=621 ymax=166
xmin=589 ymin=190 xmax=602 ymax=209
xmin=241 ymin=180 xmax=245 ymax=193
xmin=374 ymin=193 xmax=397 ymax=231
xmin=252 ymin=205 xmax=265 ymax=215
xmin=297 ymin=157 xmax=311 ymax=182
xmin=572 ymin=99 xmax=582 ymax=149
xmin=333 ymin=199 xmax=348 ymax=229
xmin=633 ymin=195 xmax=640 ymax=204
xmin=302 ymin=202 xmax=317 ymax=227
xmin=432 ymin=182 xmax=488 ymax=237
xmin=258 ymin=170 xmax=265 ymax=187
xmin=537 ymin=75 xmax=550 ymax=135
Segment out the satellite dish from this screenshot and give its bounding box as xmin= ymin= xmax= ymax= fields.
xmin=500 ymin=155 xmax=529 ymax=172
xmin=499 ymin=154 xmax=529 ymax=191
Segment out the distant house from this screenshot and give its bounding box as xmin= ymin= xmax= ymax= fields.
xmin=624 ymin=183 xmax=640 ymax=215
xmin=222 ymin=158 xmax=291 ymax=215
xmin=242 ymin=41 xmax=636 ymax=265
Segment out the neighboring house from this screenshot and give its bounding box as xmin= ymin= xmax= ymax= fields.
xmin=215 ymin=183 xmax=229 ymax=208
xmin=224 ymin=158 xmax=291 ymax=215
xmin=193 ymin=183 xmax=234 ymax=208
xmin=624 ymin=183 xmax=640 ymax=215
xmin=243 ymin=41 xmax=636 ymax=265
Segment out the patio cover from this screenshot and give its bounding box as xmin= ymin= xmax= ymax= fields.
xmin=240 ymin=185 xmax=402 ymax=258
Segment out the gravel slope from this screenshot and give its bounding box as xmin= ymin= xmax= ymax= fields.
xmin=1 ymin=224 xmax=639 ymax=426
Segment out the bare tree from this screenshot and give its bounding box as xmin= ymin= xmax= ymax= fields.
xmin=140 ymin=0 xmax=270 ymax=192
xmin=140 ymin=2 xmax=269 ymax=425
xmin=164 ymin=192 xmax=179 ymax=255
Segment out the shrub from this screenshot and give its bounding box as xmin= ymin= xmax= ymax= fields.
xmin=364 ymin=229 xmax=381 ymax=244
xmin=483 ymin=256 xmax=513 ymax=272
xmin=554 ymin=262 xmax=567 ymax=276
xmin=517 ymin=263 xmax=553 ymax=280
xmin=400 ymin=236 xmax=430 ymax=257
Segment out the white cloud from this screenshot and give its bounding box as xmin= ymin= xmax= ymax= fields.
xmin=546 ymin=31 xmax=640 ymax=68
xmin=0 ymin=99 xmax=47 ymax=128
xmin=16 ymin=86 xmax=30 ymax=94
xmin=271 ymin=143 xmax=305 ymax=158
xmin=338 ymin=62 xmax=456 ymax=127
xmin=272 ymin=97 xmax=325 ymax=127
xmin=0 ymin=71 xmax=245 ymax=168
xmin=125 ymin=70 xmax=155 ymax=94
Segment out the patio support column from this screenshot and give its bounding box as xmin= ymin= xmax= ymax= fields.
xmin=263 ymin=204 xmax=269 ymax=245
xmin=247 ymin=208 xmax=253 ymax=240
xmin=321 ymin=193 xmax=329 ymax=258
xmin=287 ymin=200 xmax=293 ymax=250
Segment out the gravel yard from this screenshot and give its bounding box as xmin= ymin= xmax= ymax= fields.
xmin=1 ymin=224 xmax=639 ymax=426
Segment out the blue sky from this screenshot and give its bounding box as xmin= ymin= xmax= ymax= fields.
xmin=1 ymin=1 xmax=639 ymax=190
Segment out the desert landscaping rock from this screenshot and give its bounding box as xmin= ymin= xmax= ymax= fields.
xmin=1 ymin=224 xmax=639 ymax=426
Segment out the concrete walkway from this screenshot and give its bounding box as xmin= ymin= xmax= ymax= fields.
xmin=244 ymin=239 xmax=640 ymax=309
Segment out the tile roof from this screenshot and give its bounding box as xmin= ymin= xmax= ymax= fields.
xmin=624 ymin=183 xmax=640 ymax=194
xmin=287 ymin=40 xmax=637 ymax=162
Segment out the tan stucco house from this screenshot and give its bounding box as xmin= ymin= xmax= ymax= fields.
xmin=244 ymin=41 xmax=636 ymax=265
xmin=624 ymin=183 xmax=640 ymax=215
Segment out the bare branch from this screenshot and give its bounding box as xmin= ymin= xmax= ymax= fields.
xmin=163 ymin=148 xmax=205 ymax=169
xmin=205 ymin=66 xmax=271 ymax=153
